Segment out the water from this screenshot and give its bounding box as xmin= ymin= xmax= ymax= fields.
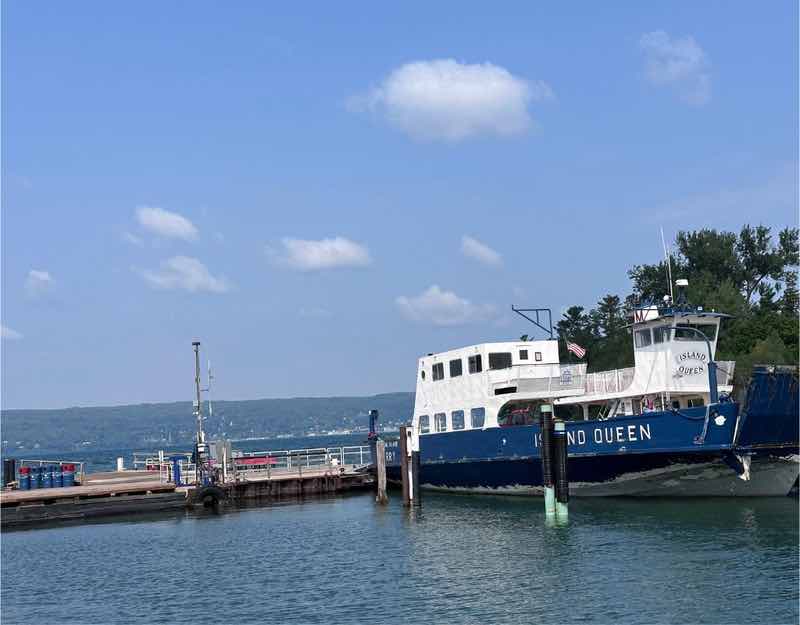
xmin=2 ymin=493 xmax=797 ymax=624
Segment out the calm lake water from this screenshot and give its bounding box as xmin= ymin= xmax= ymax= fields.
xmin=2 ymin=490 xmax=797 ymax=625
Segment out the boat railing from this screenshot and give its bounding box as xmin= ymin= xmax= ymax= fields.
xmin=584 ymin=367 xmax=636 ymax=395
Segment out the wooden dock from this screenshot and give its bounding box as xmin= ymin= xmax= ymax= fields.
xmin=2 ymin=464 xmax=373 ymax=529
xmin=1 ymin=471 xmax=186 ymax=529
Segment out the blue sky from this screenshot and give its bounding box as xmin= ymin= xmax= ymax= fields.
xmin=2 ymin=2 xmax=797 ymax=408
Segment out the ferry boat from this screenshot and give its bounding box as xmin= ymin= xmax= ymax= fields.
xmin=385 ymin=288 xmax=799 ymax=497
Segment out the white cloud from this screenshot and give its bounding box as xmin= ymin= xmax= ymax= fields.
xmin=270 ymin=237 xmax=371 ymax=271
xmin=461 ymin=235 xmax=502 ymax=266
xmin=25 ymin=269 xmax=53 ymax=297
xmin=396 ymin=285 xmax=495 ymax=326
xmin=640 ymin=30 xmax=711 ymax=105
xmin=348 ymin=59 xmax=553 ymax=141
xmin=137 ymin=256 xmax=229 ymax=293
xmin=1 ymin=324 xmax=23 ymax=340
xmin=136 ymin=206 xmax=198 ymax=240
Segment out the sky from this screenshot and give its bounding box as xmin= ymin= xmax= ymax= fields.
xmin=2 ymin=2 xmax=797 ymax=409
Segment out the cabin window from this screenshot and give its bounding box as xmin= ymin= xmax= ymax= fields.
xmin=451 ymin=410 xmax=465 ymax=430
xmin=688 ymin=397 xmax=705 ymax=408
xmin=418 ymin=415 xmax=430 ymax=434
xmin=674 ymin=323 xmax=717 ymax=342
xmin=489 ymin=352 xmax=513 ymax=370
xmin=519 ymin=349 xmax=528 ymax=360
xmin=468 ymin=354 xmax=483 ymax=374
xmin=449 ymin=359 xmax=463 ymax=377
xmin=498 ymin=401 xmax=540 ymax=427
xmin=432 ymin=363 xmax=444 ymax=381
xmin=434 ymin=412 xmax=447 ymax=433
xmin=535 ymin=351 xmax=542 ymax=362
xmin=634 ymin=329 xmax=652 ymax=348
xmin=470 ymin=407 xmax=485 ymax=428
xmin=420 ymin=370 xmax=426 ymax=380
xmin=653 ymin=326 xmax=669 ymax=343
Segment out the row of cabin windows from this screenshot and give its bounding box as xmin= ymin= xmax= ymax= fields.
xmin=418 ymin=408 xmax=486 ymax=434
xmin=426 ymin=350 xmax=543 ymax=381
xmin=634 ymin=323 xmax=718 ymax=349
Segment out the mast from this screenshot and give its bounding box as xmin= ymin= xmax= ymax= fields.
xmin=193 ymin=341 xmax=204 ymax=444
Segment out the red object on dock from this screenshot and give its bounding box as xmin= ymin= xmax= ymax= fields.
xmin=236 ymin=456 xmax=278 ymax=466
xmin=19 ymin=466 xmax=30 ymax=475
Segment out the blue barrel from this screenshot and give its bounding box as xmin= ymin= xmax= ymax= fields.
xmin=29 ymin=466 xmax=40 ymax=489
xmin=41 ymin=466 xmax=53 ymax=489
xmin=18 ymin=466 xmax=30 ymax=490
xmin=53 ymin=464 xmax=63 ymax=487
xmin=62 ymin=464 xmax=75 ymax=487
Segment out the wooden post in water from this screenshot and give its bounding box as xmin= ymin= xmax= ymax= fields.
xmin=539 ymin=404 xmax=556 ymax=517
xmin=554 ymin=420 xmax=569 ymax=520
xmin=399 ymin=426 xmax=411 ymax=506
xmin=375 ymin=439 xmax=388 ymax=504
xmin=411 ymin=450 xmax=421 ymax=507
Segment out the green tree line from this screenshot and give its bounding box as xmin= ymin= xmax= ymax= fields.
xmin=556 ymin=224 xmax=798 ymax=384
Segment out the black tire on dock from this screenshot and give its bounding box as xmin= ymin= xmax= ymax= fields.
xmin=195 ymin=486 xmax=226 ymax=508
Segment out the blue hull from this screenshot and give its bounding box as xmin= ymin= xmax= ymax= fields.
xmin=385 ymin=377 xmax=800 ymax=496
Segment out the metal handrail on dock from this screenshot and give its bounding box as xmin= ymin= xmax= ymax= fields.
xmin=130 ymin=445 xmax=372 ymax=485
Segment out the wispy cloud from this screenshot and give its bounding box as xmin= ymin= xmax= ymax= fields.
xmin=25 ymin=269 xmax=53 ymax=297
xmin=396 ymin=285 xmax=495 ymax=326
xmin=1 ymin=324 xmax=23 ymax=340
xmin=646 ymin=162 xmax=798 ymax=223
xmin=640 ymin=30 xmax=711 ymax=106
xmin=137 ymin=256 xmax=229 ymax=293
xmin=461 ymin=235 xmax=502 ymax=266
xmin=348 ymin=59 xmax=553 ymax=141
xmin=299 ymin=306 xmax=332 ymax=318
xmin=123 ymin=231 xmax=143 ymax=246
xmin=269 ymin=237 xmax=371 ymax=271
xmin=136 ymin=206 xmax=198 ymax=240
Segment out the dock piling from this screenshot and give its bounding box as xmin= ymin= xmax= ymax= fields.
xmin=411 ymin=450 xmax=421 ymax=507
xmin=399 ymin=426 xmax=411 ymax=506
xmin=374 ymin=439 xmax=388 ymax=504
xmin=554 ymin=420 xmax=569 ymax=520
xmin=540 ymin=404 xmax=555 ymax=517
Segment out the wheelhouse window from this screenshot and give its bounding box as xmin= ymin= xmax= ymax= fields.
xmin=434 ymin=412 xmax=447 ymax=432
xmin=468 ymin=354 xmax=483 ymax=374
xmin=451 ymin=410 xmax=465 ymax=430
xmin=432 ymin=363 xmax=445 ymax=381
xmin=674 ymin=323 xmax=717 ymax=342
xmin=449 ymin=359 xmax=463 ymax=377
xmin=470 ymin=407 xmax=485 ymax=428
xmin=519 ymin=349 xmax=528 ymax=360
xmin=652 ymin=326 xmax=669 ymax=343
xmin=535 ymin=352 xmax=542 ymax=362
xmin=489 ymin=352 xmax=512 ymax=370
xmin=634 ymin=329 xmax=652 ymax=348
xmin=418 ymin=415 xmax=430 ymax=434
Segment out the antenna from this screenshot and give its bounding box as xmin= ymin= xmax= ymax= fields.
xmin=207 ymin=359 xmax=214 ymax=419
xmin=660 ymin=227 xmax=674 ymax=303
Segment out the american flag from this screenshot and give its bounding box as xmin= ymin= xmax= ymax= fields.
xmin=566 ymin=341 xmax=586 ymax=359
